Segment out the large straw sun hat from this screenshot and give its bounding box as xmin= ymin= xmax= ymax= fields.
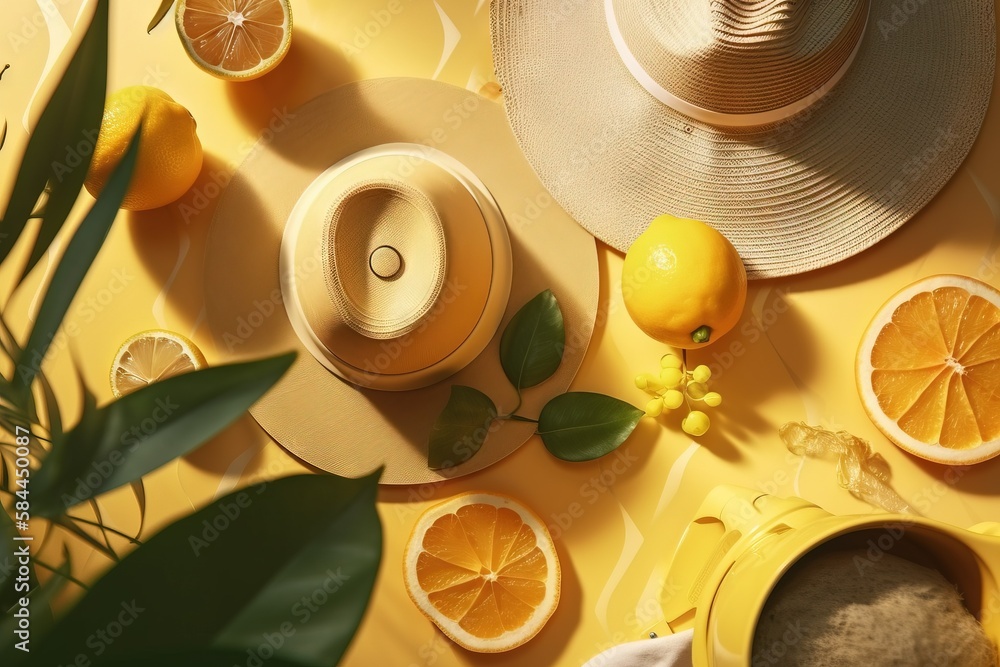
xmin=491 ymin=0 xmax=996 ymax=278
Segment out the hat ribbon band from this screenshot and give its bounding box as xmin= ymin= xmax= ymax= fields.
xmin=604 ymin=0 xmax=871 ymax=128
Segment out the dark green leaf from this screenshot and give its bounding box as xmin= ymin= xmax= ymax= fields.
xmin=537 ymin=392 xmax=644 ymax=462
xmin=0 ymin=2 xmax=109 ymax=273
xmin=12 ymin=126 xmax=139 ymax=393
xmin=16 ymin=472 xmax=382 ymax=667
xmin=499 ymin=289 xmax=565 ymax=391
xmin=147 ymin=0 xmax=175 ymax=33
xmin=31 ymin=353 xmax=295 ymax=516
xmin=130 ymin=479 xmax=146 ymax=540
xmin=428 ymin=386 xmax=497 ymax=470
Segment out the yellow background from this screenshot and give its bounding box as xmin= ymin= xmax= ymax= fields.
xmin=1 ymin=1 xmax=999 ymax=665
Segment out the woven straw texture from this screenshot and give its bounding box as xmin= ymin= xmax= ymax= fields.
xmin=491 ymin=0 xmax=996 ymax=279
xmin=323 ymin=179 xmax=447 ymax=340
xmin=616 ymin=0 xmax=868 ymax=114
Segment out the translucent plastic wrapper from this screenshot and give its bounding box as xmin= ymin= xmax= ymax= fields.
xmin=779 ymin=422 xmax=914 ymax=514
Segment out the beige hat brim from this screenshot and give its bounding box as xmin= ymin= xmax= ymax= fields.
xmin=491 ymin=0 xmax=996 ymax=279
xmin=203 ymin=78 xmax=599 ymax=485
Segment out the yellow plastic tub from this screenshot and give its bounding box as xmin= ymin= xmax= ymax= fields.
xmin=649 ymin=486 xmax=1000 ymax=666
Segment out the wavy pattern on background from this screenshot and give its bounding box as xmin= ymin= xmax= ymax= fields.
xmin=152 ymin=230 xmax=191 ymax=329
xmin=754 ymin=287 xmax=821 ymax=494
xmin=432 ymin=1 xmax=461 ymax=80
xmin=653 ymin=442 xmax=700 ymax=521
xmin=594 ymin=503 xmax=644 ymax=632
xmin=23 ymin=0 xmax=80 ymax=130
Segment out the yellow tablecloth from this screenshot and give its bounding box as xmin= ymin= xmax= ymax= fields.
xmin=1 ymin=1 xmax=999 ymax=665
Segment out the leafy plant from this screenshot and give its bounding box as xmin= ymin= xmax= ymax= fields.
xmin=428 ymin=290 xmax=643 ymax=469
xmin=1 ymin=64 xmax=9 ymax=153
xmin=147 ymin=0 xmax=175 ymax=33
xmin=1 ymin=3 xmax=381 ymax=664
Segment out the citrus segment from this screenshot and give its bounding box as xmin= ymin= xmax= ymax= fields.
xmin=111 ymin=330 xmax=206 ymax=398
xmin=857 ymin=275 xmax=1000 ymax=464
xmin=403 ymin=492 xmax=560 ymax=652
xmin=176 ymin=0 xmax=292 ymax=80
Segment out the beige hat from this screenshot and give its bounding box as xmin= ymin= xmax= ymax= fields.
xmin=203 ymin=78 xmax=599 ymax=484
xmin=490 ymin=0 xmax=996 ymax=278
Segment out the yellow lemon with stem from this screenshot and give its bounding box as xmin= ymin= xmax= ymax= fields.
xmin=623 ymin=214 xmax=747 ymax=349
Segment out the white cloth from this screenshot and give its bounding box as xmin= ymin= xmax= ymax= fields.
xmin=583 ymin=629 xmax=694 ymax=667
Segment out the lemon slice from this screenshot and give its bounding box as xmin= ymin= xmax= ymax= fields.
xmin=857 ymin=275 xmax=1000 ymax=464
xmin=175 ymin=0 xmax=292 ymax=81
xmin=403 ymin=492 xmax=560 ymax=653
xmin=111 ymin=330 xmax=206 ymax=398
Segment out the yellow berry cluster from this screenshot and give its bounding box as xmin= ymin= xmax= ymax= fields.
xmin=635 ymin=353 xmax=722 ymax=437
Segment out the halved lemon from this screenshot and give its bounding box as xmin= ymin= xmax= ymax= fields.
xmin=111 ymin=330 xmax=207 ymax=398
xmin=175 ymin=0 xmax=292 ymax=81
xmin=857 ymin=275 xmax=1000 ymax=464
xmin=403 ymin=492 xmax=560 ymax=653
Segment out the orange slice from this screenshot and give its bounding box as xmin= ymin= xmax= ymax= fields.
xmin=111 ymin=330 xmax=206 ymax=398
xmin=857 ymin=275 xmax=1000 ymax=464
xmin=403 ymin=492 xmax=560 ymax=653
xmin=175 ymin=0 xmax=292 ymax=81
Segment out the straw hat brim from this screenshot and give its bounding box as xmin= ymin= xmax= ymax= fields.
xmin=491 ymin=0 xmax=996 ymax=279
xmin=203 ymin=78 xmax=599 ymax=484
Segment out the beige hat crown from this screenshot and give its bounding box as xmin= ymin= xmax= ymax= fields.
xmin=610 ymin=0 xmax=870 ymax=125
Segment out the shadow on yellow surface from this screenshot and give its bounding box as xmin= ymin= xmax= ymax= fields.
xmin=226 ymin=29 xmax=358 ymax=159
xmin=125 ymin=152 xmax=233 ymax=332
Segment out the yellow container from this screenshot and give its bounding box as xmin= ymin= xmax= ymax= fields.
xmin=650 ymin=486 xmax=1000 ymax=666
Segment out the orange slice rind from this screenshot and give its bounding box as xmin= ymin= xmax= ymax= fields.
xmin=857 ymin=275 xmax=1000 ymax=464
xmin=175 ymin=0 xmax=292 ymax=81
xmin=402 ymin=492 xmax=560 ymax=653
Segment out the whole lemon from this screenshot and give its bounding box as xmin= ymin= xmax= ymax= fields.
xmin=622 ymin=215 xmax=747 ymax=349
xmin=85 ymin=86 xmax=203 ymax=211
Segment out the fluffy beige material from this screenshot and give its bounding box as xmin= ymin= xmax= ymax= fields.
xmin=752 ymin=550 xmax=996 ymax=666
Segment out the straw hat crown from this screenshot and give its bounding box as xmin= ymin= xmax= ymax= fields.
xmin=613 ymin=0 xmax=869 ymax=116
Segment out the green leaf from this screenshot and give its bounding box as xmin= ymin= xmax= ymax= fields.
xmin=0 ymin=2 xmax=109 ymax=275
xmin=12 ymin=125 xmax=139 ymax=394
xmin=31 ymin=353 xmax=296 ymax=517
xmin=537 ymin=392 xmax=644 ymax=462
xmin=14 ymin=472 xmax=382 ymax=667
xmin=499 ymin=289 xmax=565 ymax=391
xmin=147 ymin=0 xmax=175 ymax=33
xmin=428 ymin=386 xmax=497 ymax=470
